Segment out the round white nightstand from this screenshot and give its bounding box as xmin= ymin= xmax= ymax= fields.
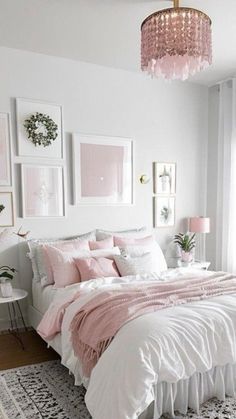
xmin=0 ymin=288 xmax=28 ymax=349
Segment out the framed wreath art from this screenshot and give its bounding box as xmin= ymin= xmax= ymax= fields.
xmin=24 ymin=112 xmax=58 ymax=147
xmin=16 ymin=98 xmax=64 ymax=159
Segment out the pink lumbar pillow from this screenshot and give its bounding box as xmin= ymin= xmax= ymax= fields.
xmin=43 ymin=245 xmax=89 ymax=288
xmin=114 ymin=235 xmax=154 ymax=247
xmin=74 ymin=257 xmax=120 ymax=282
xmin=89 ymin=236 xmax=114 ymax=251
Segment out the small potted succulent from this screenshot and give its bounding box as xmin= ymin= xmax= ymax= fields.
xmin=173 ymin=233 xmax=196 ymax=266
xmin=0 ymin=266 xmax=17 ymax=297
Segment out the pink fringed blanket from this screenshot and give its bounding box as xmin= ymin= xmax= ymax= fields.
xmin=70 ymin=272 xmax=236 ymax=377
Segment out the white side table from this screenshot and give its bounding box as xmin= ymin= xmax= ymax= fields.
xmin=0 ymin=288 xmax=28 ymax=349
xmin=190 ymin=261 xmax=211 ymax=270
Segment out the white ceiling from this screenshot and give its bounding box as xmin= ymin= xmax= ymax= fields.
xmin=0 ymin=0 xmax=235 ymax=85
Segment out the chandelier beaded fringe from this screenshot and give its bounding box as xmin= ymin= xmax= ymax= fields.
xmin=141 ymin=0 xmax=212 ymax=81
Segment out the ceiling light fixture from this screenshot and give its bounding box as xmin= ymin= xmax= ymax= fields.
xmin=141 ymin=0 xmax=212 ymax=81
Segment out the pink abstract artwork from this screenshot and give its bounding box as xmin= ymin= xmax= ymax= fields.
xmin=73 ymin=135 xmax=133 ymax=205
xmin=0 ymin=114 xmax=11 ymax=186
xmin=22 ymin=165 xmax=65 ymax=217
xmin=80 ymin=144 xmax=125 ymax=198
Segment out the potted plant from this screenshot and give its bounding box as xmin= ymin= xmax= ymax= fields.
xmin=0 ymin=266 xmax=17 ymax=297
xmin=173 ymin=233 xmax=196 ymax=266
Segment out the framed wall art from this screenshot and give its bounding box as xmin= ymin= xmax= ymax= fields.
xmin=153 ymin=196 xmax=175 ymax=228
xmin=72 ymin=134 xmax=134 ymax=205
xmin=16 ymin=98 xmax=64 ymax=160
xmin=0 ymin=113 xmax=12 ymax=186
xmin=154 ymin=162 xmax=176 ymax=195
xmin=21 ymin=164 xmax=66 ymax=218
xmin=0 ymin=192 xmax=14 ymax=227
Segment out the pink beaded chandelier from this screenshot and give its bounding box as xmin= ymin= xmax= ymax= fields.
xmin=141 ymin=0 xmax=212 ymax=81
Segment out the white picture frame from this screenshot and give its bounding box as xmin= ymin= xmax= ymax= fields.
xmin=154 ymin=162 xmax=176 ymax=195
xmin=153 ymin=196 xmax=175 ymax=228
xmin=21 ymin=164 xmax=66 ymax=218
xmin=72 ymin=133 xmax=134 ymax=206
xmin=0 ymin=192 xmax=14 ymax=227
xmin=16 ymin=98 xmax=64 ymax=160
xmin=0 ymin=113 xmax=12 ymax=186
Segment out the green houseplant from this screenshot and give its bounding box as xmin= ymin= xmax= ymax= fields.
xmin=0 ymin=265 xmax=17 ymax=297
xmin=173 ymin=233 xmax=196 ymax=265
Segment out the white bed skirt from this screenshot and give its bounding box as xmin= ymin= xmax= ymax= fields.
xmin=140 ymin=363 xmax=236 ymax=419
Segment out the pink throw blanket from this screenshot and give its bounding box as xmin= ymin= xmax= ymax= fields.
xmin=70 ymin=272 xmax=236 ymax=377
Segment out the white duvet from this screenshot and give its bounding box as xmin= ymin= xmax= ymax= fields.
xmin=48 ymin=269 xmax=236 ymax=419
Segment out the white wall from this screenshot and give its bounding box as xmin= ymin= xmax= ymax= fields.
xmin=0 ymin=47 xmax=208 ymax=329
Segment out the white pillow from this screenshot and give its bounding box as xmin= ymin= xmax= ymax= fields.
xmin=96 ymin=227 xmax=147 ymax=241
xmin=89 ymin=247 xmax=121 ymax=259
xmin=27 ymin=231 xmax=96 ymax=282
xmin=121 ymin=242 xmax=167 ymax=273
xmin=114 ymin=253 xmax=159 ymax=276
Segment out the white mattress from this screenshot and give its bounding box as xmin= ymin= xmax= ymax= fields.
xmin=32 ymin=280 xmax=58 ymax=314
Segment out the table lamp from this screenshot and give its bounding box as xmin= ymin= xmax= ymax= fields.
xmin=189 ymin=217 xmax=210 ymax=262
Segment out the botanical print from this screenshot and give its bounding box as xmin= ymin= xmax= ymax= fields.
xmin=0 ymin=113 xmax=11 ymax=186
xmin=0 ymin=192 xmax=14 ymax=227
xmin=154 ymin=196 xmax=175 ymax=227
xmin=22 ymin=165 xmax=65 ymax=217
xmin=154 ymin=162 xmax=176 ymax=194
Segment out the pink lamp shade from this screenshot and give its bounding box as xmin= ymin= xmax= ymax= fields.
xmin=189 ymin=217 xmax=210 ymax=234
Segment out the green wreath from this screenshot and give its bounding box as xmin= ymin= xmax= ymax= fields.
xmin=24 ymin=112 xmax=58 ymax=147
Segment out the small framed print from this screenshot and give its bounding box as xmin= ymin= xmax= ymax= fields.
xmin=0 ymin=192 xmax=14 ymax=227
xmin=16 ymin=98 xmax=64 ymax=159
xmin=73 ymin=133 xmax=134 ymax=205
xmin=154 ymin=162 xmax=176 ymax=195
xmin=0 ymin=113 xmax=12 ymax=186
xmin=21 ymin=164 xmax=66 ymax=218
xmin=154 ymin=196 xmax=175 ymax=228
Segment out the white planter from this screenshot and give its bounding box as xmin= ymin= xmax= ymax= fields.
xmin=0 ymin=280 xmax=13 ymax=298
xmin=181 ymin=250 xmax=193 ymax=267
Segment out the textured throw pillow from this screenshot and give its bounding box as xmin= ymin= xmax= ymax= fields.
xmin=122 ymin=242 xmax=167 ymax=273
xmin=114 ymin=253 xmax=159 ymax=276
xmin=40 ymin=239 xmax=90 ymax=287
xmin=96 ymin=227 xmax=147 ymax=241
xmin=27 ymin=231 xmax=96 ymax=282
xmin=89 ymin=236 xmax=114 ymax=250
xmin=74 ymin=257 xmax=120 ymax=282
xmin=114 ymin=235 xmax=154 ymax=247
xmin=43 ymin=245 xmax=90 ymax=288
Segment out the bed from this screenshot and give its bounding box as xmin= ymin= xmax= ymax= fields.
xmin=29 ymin=268 xmax=236 ymax=419
xmin=27 ymin=230 xmax=236 ymax=419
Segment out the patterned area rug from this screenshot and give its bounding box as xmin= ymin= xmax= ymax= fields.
xmin=1 ymin=360 xmax=236 ymax=419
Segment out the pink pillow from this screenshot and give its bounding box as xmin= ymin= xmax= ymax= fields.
xmin=114 ymin=235 xmax=154 ymax=247
xmin=42 ymin=239 xmax=89 ymax=286
xmin=74 ymin=257 xmax=120 ymax=282
xmin=43 ymin=245 xmax=89 ymax=288
xmin=89 ymin=237 xmax=114 ymax=250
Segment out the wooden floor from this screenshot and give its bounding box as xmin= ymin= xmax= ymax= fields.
xmin=0 ymin=330 xmax=60 ymax=371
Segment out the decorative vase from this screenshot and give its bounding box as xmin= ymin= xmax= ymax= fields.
xmin=0 ymin=279 xmax=13 ymax=298
xmin=181 ymin=250 xmax=193 ymax=267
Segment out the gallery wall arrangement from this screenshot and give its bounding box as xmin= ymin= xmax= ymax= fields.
xmin=0 ymin=97 xmax=137 ymax=224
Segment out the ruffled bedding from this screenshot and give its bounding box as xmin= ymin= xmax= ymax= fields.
xmin=38 ymin=269 xmax=236 ymax=419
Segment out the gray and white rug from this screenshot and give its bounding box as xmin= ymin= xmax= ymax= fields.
xmin=1 ymin=360 xmax=236 ymax=419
